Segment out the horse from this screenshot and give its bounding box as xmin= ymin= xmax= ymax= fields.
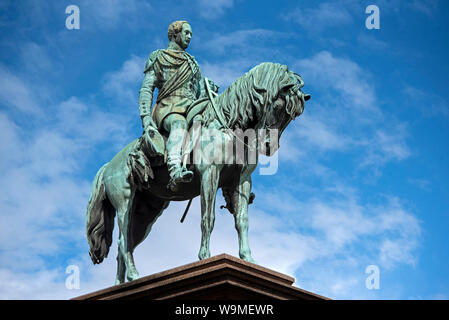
xmin=86 ymin=62 xmax=310 ymax=284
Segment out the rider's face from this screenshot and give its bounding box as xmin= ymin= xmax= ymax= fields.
xmin=177 ymin=23 xmax=192 ymax=49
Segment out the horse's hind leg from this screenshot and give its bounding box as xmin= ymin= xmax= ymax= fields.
xmin=115 ymin=191 xmax=168 ymax=285
xmin=130 ymin=192 xmax=169 ymax=256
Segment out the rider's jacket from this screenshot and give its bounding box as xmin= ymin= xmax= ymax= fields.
xmin=139 ymin=49 xmax=203 ymax=129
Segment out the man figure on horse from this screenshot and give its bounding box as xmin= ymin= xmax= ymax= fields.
xmin=138 ymin=20 xmax=218 ymax=191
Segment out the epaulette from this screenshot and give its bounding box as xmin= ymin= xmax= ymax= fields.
xmin=143 ymin=50 xmax=160 ymax=73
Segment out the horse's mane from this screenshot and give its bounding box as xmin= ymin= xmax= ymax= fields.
xmin=202 ymin=62 xmax=293 ymax=130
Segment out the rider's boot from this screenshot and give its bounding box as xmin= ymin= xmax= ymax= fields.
xmin=164 ymin=114 xmax=194 ymax=191
xmin=166 ymin=127 xmax=193 ymax=191
xmin=167 ymin=152 xmax=193 ymax=191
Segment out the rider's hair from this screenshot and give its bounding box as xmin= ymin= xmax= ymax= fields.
xmin=168 ymin=20 xmax=189 ymax=41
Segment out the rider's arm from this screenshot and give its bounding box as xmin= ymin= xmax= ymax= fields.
xmin=139 ymin=51 xmax=159 ymax=129
xmin=199 ymin=77 xmax=219 ymax=98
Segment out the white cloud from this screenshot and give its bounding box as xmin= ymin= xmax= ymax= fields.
xmin=201 ymin=59 xmax=253 ymax=89
xmin=408 ymin=0 xmax=439 ymax=17
xmin=19 ymin=42 xmax=55 ymax=74
xmin=57 ymin=96 xmax=132 ymax=147
xmin=0 ymin=66 xmax=42 ymax=115
xmin=407 ymin=178 xmax=431 ymax=191
xmin=198 ymin=0 xmax=234 ymax=19
xmin=102 ymin=55 xmax=146 ymax=107
xmin=0 ymin=72 xmax=134 ymax=297
xmin=195 ymin=28 xmax=288 ymax=91
xmin=201 ymin=29 xmax=285 ymax=55
xmin=250 ymin=186 xmax=421 ymax=299
xmin=283 ymin=1 xmax=357 ymax=33
xmin=292 ymin=111 xmax=351 ymax=152
xmin=0 ymin=46 xmax=151 ymax=298
xmin=357 ymin=33 xmax=388 ymax=51
xmin=354 ymin=124 xmax=410 ymax=170
xmin=403 ymin=85 xmax=449 ymax=118
xmin=300 ymin=196 xmax=420 ymax=263
xmin=379 ymin=239 xmax=416 ymax=268
xmin=0 ymin=113 xmax=88 ymax=271
xmin=375 ymin=127 xmax=410 ymax=160
xmin=296 ymin=51 xmax=378 ymax=115
xmin=281 ymin=51 xmax=412 ymax=175
xmin=79 ymin=0 xmax=152 ymax=30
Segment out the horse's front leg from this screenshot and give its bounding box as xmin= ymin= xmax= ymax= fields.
xmin=198 ymin=164 xmax=220 ymax=260
xmin=233 ymin=173 xmax=256 ymax=263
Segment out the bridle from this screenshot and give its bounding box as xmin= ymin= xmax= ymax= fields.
xmin=204 ymin=73 xmax=305 ymax=152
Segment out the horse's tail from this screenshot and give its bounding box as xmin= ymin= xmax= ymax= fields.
xmin=86 ymin=163 xmax=115 ymax=264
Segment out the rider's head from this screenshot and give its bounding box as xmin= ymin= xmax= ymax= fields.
xmin=168 ymin=20 xmax=192 ymax=50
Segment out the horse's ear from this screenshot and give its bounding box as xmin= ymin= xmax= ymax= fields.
xmin=280 ymin=83 xmax=294 ymax=94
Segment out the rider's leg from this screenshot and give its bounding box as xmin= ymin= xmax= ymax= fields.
xmin=163 ymin=113 xmax=193 ymax=190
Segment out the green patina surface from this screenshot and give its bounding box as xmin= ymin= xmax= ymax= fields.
xmin=85 ymin=21 xmax=310 ymax=284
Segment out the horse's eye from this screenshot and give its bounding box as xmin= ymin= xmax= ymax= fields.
xmin=275 ymin=98 xmax=284 ymax=109
xmin=281 ymin=85 xmax=293 ymax=95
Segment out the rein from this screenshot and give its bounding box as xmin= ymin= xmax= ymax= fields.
xmin=203 ymin=70 xmax=304 ymax=153
xmin=205 ymin=77 xmax=259 ymax=151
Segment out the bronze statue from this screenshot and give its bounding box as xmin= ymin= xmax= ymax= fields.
xmin=86 ymin=20 xmax=310 ymax=284
xmin=139 ymin=21 xmax=219 ymax=191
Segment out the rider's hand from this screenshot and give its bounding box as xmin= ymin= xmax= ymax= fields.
xmin=208 ymin=79 xmax=219 ymax=93
xmin=142 ymin=115 xmax=152 ymax=131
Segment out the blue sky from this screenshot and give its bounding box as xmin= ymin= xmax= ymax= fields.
xmin=0 ymin=0 xmax=448 ymax=299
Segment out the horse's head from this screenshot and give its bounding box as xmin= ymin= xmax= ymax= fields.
xmin=205 ymin=62 xmax=309 ymax=156
xmin=259 ymin=70 xmax=310 ymax=156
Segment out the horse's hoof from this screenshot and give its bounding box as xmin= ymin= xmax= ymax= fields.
xmin=126 ymin=271 xmax=140 ymax=282
xmin=127 ymin=275 xmax=139 ymax=282
xmin=198 ymin=251 xmax=210 ymax=260
xmin=241 ymin=254 xmax=257 ymax=264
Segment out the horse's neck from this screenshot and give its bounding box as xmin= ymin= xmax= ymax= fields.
xmin=205 ymin=100 xmax=259 ymax=132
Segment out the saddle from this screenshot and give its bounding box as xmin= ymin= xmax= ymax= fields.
xmin=128 ymin=97 xmax=210 ymax=189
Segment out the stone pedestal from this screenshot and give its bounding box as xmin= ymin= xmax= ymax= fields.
xmin=73 ymin=254 xmax=328 ymax=300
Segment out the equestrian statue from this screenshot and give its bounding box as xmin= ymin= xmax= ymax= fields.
xmin=86 ymin=20 xmax=311 ymax=284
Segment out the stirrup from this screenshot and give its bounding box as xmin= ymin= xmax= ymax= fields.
xmin=168 ymin=169 xmax=193 ymax=191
